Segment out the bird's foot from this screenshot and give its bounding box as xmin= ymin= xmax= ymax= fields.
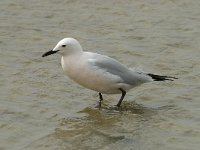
xmin=95 ymin=100 xmax=102 ymax=109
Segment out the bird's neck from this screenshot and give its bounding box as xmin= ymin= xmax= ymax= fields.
xmin=61 ymin=51 xmax=82 ymax=69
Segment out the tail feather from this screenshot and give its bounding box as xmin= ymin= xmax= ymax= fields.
xmin=147 ymin=73 xmax=178 ymax=81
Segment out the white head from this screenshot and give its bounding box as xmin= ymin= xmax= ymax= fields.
xmin=42 ymin=38 xmax=83 ymax=57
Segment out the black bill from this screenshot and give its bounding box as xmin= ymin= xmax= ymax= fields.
xmin=42 ymin=50 xmax=59 ymax=57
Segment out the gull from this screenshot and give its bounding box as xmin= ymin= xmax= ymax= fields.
xmin=42 ymin=38 xmax=177 ymax=107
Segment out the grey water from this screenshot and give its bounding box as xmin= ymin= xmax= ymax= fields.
xmin=1 ymin=0 xmax=200 ymax=149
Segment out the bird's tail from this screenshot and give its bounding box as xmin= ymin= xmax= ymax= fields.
xmin=147 ymin=73 xmax=178 ymax=81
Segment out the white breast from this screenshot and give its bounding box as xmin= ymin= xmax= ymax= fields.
xmin=61 ymin=55 xmax=127 ymax=94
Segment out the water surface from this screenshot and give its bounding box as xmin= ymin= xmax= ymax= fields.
xmin=0 ymin=0 xmax=200 ymax=149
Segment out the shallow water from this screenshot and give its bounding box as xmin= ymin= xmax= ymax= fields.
xmin=1 ymin=0 xmax=200 ymax=149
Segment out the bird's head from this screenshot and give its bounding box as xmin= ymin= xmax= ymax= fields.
xmin=42 ymin=38 xmax=82 ymax=57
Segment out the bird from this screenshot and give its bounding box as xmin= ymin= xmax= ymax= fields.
xmin=42 ymin=38 xmax=177 ymax=107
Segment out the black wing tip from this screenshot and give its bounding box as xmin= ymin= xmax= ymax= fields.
xmin=148 ymin=73 xmax=178 ymax=81
xmin=42 ymin=54 xmax=46 ymax=57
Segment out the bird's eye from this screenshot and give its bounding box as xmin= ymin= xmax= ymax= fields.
xmin=62 ymin=45 xmax=66 ymax=47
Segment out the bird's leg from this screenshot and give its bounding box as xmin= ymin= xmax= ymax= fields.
xmin=116 ymin=88 xmax=126 ymax=107
xmin=98 ymin=92 xmax=103 ymax=107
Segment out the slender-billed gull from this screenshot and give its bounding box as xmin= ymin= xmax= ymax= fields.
xmin=42 ymin=38 xmax=177 ymax=107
